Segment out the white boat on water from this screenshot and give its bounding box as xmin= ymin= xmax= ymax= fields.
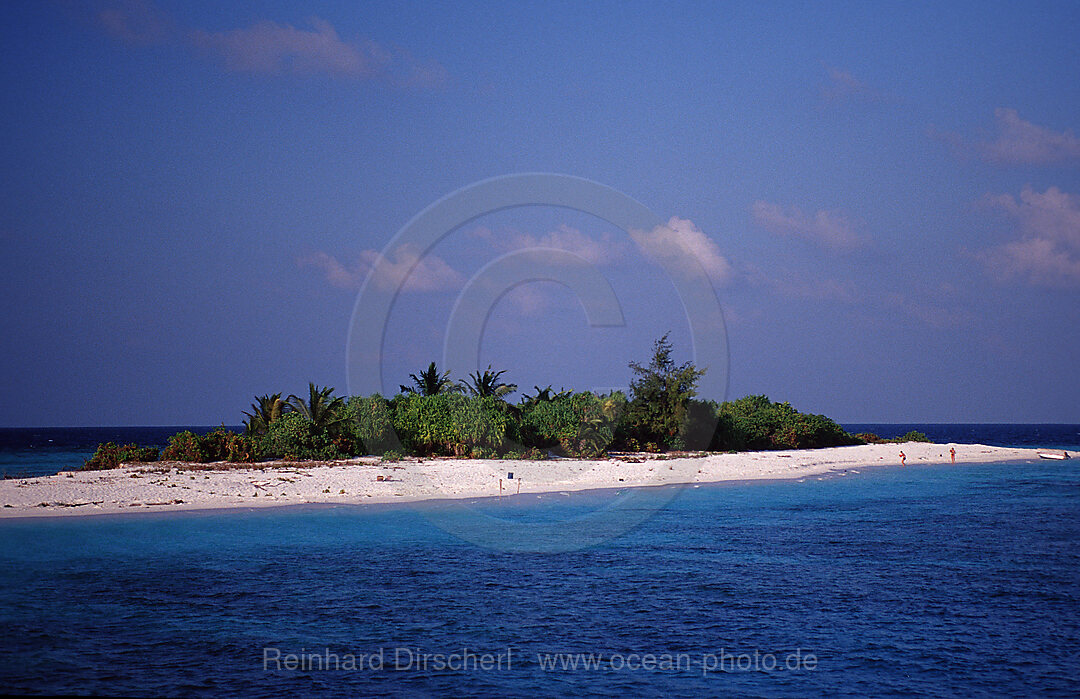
xmin=1037 ymin=450 xmax=1070 ymax=460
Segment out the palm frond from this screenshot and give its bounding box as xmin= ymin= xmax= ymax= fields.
xmin=464 ymin=367 xmax=517 ymax=399
xmin=402 ymin=362 xmax=460 ymax=396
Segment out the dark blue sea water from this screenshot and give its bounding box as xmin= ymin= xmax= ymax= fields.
xmin=1 ymin=426 xmax=1078 ymax=696
xmin=842 ymin=423 xmax=1080 ymax=452
xmin=0 ymin=426 xmax=243 ymax=479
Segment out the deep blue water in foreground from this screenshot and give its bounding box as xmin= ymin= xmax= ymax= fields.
xmin=2 ymin=448 xmax=1079 ymax=695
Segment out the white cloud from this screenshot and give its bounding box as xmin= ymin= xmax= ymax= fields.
xmin=299 ymin=251 xmax=357 ymax=289
xmin=983 ymin=185 xmax=1080 ymax=242
xmin=820 ymin=65 xmax=885 ymax=104
xmin=976 ymin=186 xmax=1080 ymax=287
xmin=80 ymin=10 xmax=448 ymax=86
xmin=977 ymin=108 xmax=1080 ymax=165
xmin=978 ymin=238 xmax=1080 ymax=286
xmin=191 ymin=17 xmax=386 ymax=77
xmin=500 ymin=284 xmax=555 ymax=317
xmin=935 ymin=109 xmax=1080 ymax=166
xmin=97 ymin=4 xmax=449 ymax=85
xmin=299 ymin=244 xmax=463 ymax=292
xmin=97 ymin=0 xmax=171 ymax=45
xmin=630 ymin=217 xmax=734 ymax=284
xmin=470 ymin=225 xmax=626 ymax=265
xmin=751 ymin=200 xmax=861 ymax=249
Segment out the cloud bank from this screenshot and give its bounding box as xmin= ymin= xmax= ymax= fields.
xmin=976 ymin=186 xmax=1080 ymax=287
xmin=630 ymin=217 xmax=734 ymax=285
xmin=470 ymin=225 xmax=627 ymax=266
xmin=191 ymin=18 xmax=387 ymax=77
xmin=936 ymin=108 xmax=1080 ymax=166
xmin=97 ymin=0 xmax=172 ymax=45
xmin=820 ymin=65 xmax=885 ymax=104
xmin=977 ymin=108 xmax=1080 ymax=166
xmin=751 ymin=200 xmax=861 ymax=249
xmin=299 ymin=245 xmax=463 ymax=292
xmin=98 ymin=3 xmax=447 ymax=85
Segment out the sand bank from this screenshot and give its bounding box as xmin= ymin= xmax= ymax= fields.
xmin=0 ymin=442 xmax=1050 ymax=519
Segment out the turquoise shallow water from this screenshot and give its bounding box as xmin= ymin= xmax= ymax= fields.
xmin=1 ymin=457 xmax=1078 ymax=696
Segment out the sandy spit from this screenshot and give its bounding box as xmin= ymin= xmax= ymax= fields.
xmin=0 ymin=442 xmax=1050 ymax=519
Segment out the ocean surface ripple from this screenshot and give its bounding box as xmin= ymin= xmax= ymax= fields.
xmin=1 ymin=452 xmax=1078 ymax=696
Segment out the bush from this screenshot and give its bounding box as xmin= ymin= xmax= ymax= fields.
xmin=334 ymin=397 xmax=364 ymax=456
xmin=361 ymin=394 xmax=398 ymax=454
xmin=861 ymin=430 xmax=932 ymax=444
xmin=794 ymin=413 xmax=857 ymax=449
xmin=223 ymin=431 xmax=259 ymax=462
xmin=519 ymin=392 xmax=617 ymax=457
xmin=625 ymin=334 xmax=706 ymax=450
xmin=161 ymin=431 xmax=208 ymax=462
xmin=81 ymin=442 xmax=159 ymax=470
xmin=391 ymin=393 xmax=456 ymax=455
xmin=391 ymin=393 xmax=510 ymax=456
xmin=714 ymin=395 xmax=858 ymax=451
xmin=337 ymin=394 xmax=397 ymax=456
xmin=680 ymin=399 xmax=721 ymax=451
xmin=519 ymin=396 xmax=575 ymax=448
xmin=500 ymin=447 xmax=546 ymax=460
xmin=450 ymin=396 xmax=510 ymax=454
xmin=199 ymin=426 xmax=233 ymax=461
xmin=258 ymin=412 xmax=340 ymax=461
xmin=157 ymin=428 xmax=259 ymax=463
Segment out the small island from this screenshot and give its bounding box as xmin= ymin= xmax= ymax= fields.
xmin=0 ymin=336 xmax=1046 ymax=518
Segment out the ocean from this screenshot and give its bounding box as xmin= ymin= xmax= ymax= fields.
xmin=0 ymin=425 xmax=1078 ymax=696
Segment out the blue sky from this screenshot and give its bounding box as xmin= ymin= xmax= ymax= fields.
xmin=1 ymin=0 xmax=1078 ymax=426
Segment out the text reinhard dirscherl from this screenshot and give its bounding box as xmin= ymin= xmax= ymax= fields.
xmin=263 ymin=647 xmax=818 ymax=676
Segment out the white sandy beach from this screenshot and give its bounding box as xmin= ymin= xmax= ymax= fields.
xmin=0 ymin=442 xmax=1052 ymax=519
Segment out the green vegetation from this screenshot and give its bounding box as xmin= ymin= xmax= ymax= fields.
xmin=855 ymin=430 xmax=931 ymax=444
xmin=518 ymin=390 xmax=623 ymax=458
xmin=625 ymin=333 xmax=707 ymax=451
xmin=399 ymin=362 xmax=461 ymax=396
xmin=161 ymin=427 xmax=258 ymax=463
xmin=346 ymin=394 xmax=396 ymax=455
xmin=287 ymin=383 xmax=345 ymax=432
xmin=83 ymin=336 xmax=913 ymax=469
xmin=715 ymin=395 xmax=859 ymax=450
xmin=390 ymin=393 xmax=511 ymax=456
xmin=81 ymin=442 xmax=160 ymax=470
xmin=462 ymin=366 xmax=517 ymax=398
xmin=241 ymin=393 xmax=286 ymax=436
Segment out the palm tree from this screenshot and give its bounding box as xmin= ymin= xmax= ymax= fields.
xmin=242 ymin=393 xmax=288 ymax=435
xmin=287 ymin=383 xmax=345 ymax=431
xmin=400 ymin=362 xmax=461 ymax=396
xmin=520 ymin=385 xmax=572 ymax=407
xmin=462 ymin=366 xmax=517 ymax=399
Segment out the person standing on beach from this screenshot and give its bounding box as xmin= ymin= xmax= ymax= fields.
xmin=900 ymin=451 xmax=906 ymax=466
xmin=950 ymin=447 xmax=956 ymax=463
